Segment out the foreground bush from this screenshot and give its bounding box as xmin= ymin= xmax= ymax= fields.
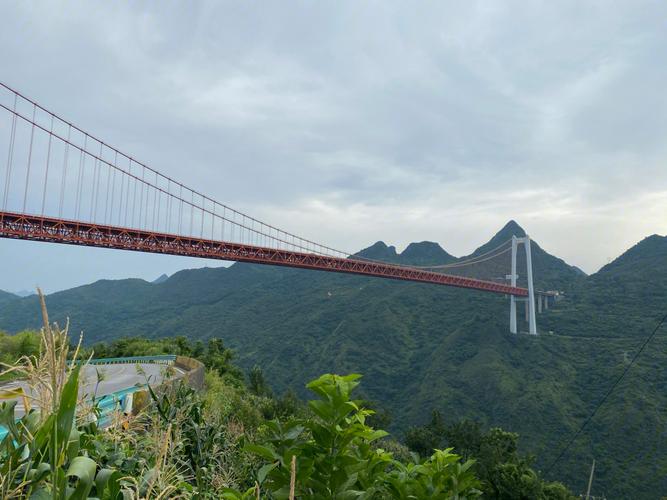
xmin=225 ymin=373 xmax=481 ymax=499
xmin=405 ymin=412 xmax=575 ymax=499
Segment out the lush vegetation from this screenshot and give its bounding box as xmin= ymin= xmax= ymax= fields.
xmin=0 ymin=300 xmax=575 ymax=498
xmin=1 ymin=222 xmax=665 ymax=496
xmin=404 ymin=412 xmax=572 ymax=499
xmin=0 ymin=330 xmax=41 ymax=381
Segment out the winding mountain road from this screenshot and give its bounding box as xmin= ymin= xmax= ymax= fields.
xmin=1 ymin=362 xmax=185 ymax=417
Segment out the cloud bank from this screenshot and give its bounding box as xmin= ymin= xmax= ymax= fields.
xmin=1 ymin=0 xmax=666 ymax=291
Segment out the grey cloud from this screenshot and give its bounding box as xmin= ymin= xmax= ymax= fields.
xmin=1 ymin=0 xmax=666 ymax=292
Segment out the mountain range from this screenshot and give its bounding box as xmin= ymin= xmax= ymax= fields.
xmin=1 ymin=220 xmax=666 ymax=498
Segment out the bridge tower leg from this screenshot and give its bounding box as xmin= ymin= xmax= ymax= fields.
xmin=524 ymin=235 xmax=537 ymax=335
xmin=509 ymin=236 xmax=518 ymax=334
xmin=508 ymin=234 xmax=537 ymax=335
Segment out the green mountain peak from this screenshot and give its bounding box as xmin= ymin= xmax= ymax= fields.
xmin=595 ymin=233 xmax=667 ymax=276
xmin=355 ymin=241 xmax=400 ymax=262
xmin=399 ymin=241 xmax=456 ymax=266
xmin=469 ymin=220 xmax=526 ymax=257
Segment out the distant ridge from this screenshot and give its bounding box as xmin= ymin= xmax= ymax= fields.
xmin=0 ymin=290 xmax=19 ymax=306
xmin=595 ymin=234 xmax=667 ymax=276
xmin=152 ymin=274 xmax=170 ymax=284
xmin=400 ymin=242 xmax=456 ymax=266
xmin=355 ymin=241 xmax=400 ymax=262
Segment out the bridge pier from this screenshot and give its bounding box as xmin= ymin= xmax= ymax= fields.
xmin=538 ymin=294 xmax=543 ymax=313
xmin=509 ymin=235 xmax=537 ymax=335
xmin=525 ymin=235 xmax=537 ymax=334
xmin=509 ymin=236 xmax=518 ymax=334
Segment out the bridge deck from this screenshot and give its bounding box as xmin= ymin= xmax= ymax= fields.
xmin=0 ymin=211 xmax=528 ymax=296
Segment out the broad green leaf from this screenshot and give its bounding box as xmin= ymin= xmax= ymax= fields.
xmin=67 ymin=428 xmax=81 ymax=461
xmin=28 ymin=486 xmax=52 ymax=500
xmin=65 ymin=455 xmax=97 ymax=500
xmin=27 ymin=462 xmax=51 ymax=484
xmin=57 ymin=364 xmax=81 ymax=449
xmin=257 ymin=461 xmax=278 ymax=483
xmin=282 ymin=423 xmax=304 ymax=441
xmin=244 ymin=443 xmax=280 ymax=461
xmin=95 ymin=467 xmax=122 ymax=498
xmin=0 ymin=401 xmax=20 ymax=443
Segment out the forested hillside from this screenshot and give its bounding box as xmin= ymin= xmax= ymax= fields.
xmin=0 ymin=289 xmax=18 ymax=307
xmin=1 ymin=322 xmax=575 ymax=498
xmin=1 ymin=221 xmax=666 ymax=497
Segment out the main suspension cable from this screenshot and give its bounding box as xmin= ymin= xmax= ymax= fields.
xmin=412 ymin=239 xmax=512 ymax=269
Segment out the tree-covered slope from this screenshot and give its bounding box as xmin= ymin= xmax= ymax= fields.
xmin=0 ymin=289 xmax=19 ymax=307
xmin=0 ymin=223 xmax=665 ymax=497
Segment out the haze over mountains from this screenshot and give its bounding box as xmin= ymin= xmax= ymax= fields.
xmin=1 ymin=220 xmax=666 ymax=497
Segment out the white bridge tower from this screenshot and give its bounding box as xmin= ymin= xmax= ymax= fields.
xmin=509 ymin=235 xmax=537 ymax=335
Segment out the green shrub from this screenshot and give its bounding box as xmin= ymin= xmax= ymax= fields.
xmin=227 ymin=373 xmax=482 ymax=499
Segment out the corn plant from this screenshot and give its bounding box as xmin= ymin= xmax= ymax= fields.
xmin=0 ymin=291 xmax=183 ymax=499
xmin=0 ymin=363 xmax=126 ymax=498
xmin=147 ymin=381 xmax=253 ymax=497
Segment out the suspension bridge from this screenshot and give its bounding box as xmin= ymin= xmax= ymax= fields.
xmin=0 ymin=82 xmax=551 ymax=334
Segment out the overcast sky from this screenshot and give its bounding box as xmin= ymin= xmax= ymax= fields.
xmin=1 ymin=1 xmax=666 ymax=293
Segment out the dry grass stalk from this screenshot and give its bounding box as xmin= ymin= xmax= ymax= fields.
xmin=119 ymin=475 xmax=185 ymax=500
xmin=148 ymin=421 xmax=172 ymax=492
xmin=0 ymin=288 xmax=84 ymax=420
xmin=0 ymin=471 xmax=29 ymax=500
xmin=141 ymin=421 xmax=191 ymax=499
xmin=289 ymin=454 xmax=296 ymax=500
xmin=111 ymin=410 xmax=189 ymax=499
